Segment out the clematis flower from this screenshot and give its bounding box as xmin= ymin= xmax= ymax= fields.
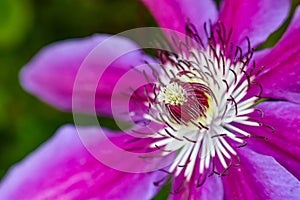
xmin=1 ymin=0 xmax=300 ymax=199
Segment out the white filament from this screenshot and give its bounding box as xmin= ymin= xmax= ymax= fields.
xmin=146 ymin=45 xmax=258 ymax=181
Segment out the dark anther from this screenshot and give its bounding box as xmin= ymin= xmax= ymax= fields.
xmin=152 ymin=84 xmax=159 ymax=101
xmin=220 ymin=53 xmax=226 ymax=75
xmin=221 ymin=104 xmax=228 ymax=120
xmin=178 ymin=161 xmax=190 ymax=168
xmin=241 ymin=70 xmax=251 ymax=90
xmin=234 ymin=46 xmax=243 ymax=62
xmin=177 ymin=70 xmax=197 ymax=78
xmin=155 ymin=145 xmax=173 ymax=153
xmin=193 ymin=34 xmax=204 ymax=48
xmin=229 ymin=68 xmax=238 ymax=84
xmin=248 ymin=60 xmax=256 ymax=75
xmin=226 ymin=27 xmax=233 ymax=45
xmin=240 ymin=59 xmax=248 ymax=71
xmin=237 ymin=141 xmax=247 ymax=148
xmin=229 ymin=42 xmax=234 ymax=59
xmin=159 ymin=63 xmax=171 ymax=79
xmin=251 ymin=134 xmax=269 ymax=141
xmin=234 ymin=155 xmax=241 ymax=167
xmin=209 ymin=45 xmax=220 ymax=67
xmin=216 ymin=28 xmax=225 ymax=49
xmin=153 ymin=176 xmax=168 ymax=187
xmin=212 ymin=167 xmax=221 ymax=176
xmin=162 ymin=50 xmax=178 ymax=63
xmin=246 ymin=36 xmax=251 ymax=55
xmin=211 ymin=133 xmax=227 ymax=139
xmin=255 ymin=108 xmax=264 ymax=119
xmin=250 ymin=118 xmax=262 ymax=126
xmin=165 ymin=121 xmax=178 ymax=132
xmin=197 ymin=171 xmax=208 ymax=187
xmin=189 ymin=50 xmax=200 ymax=63
xmin=159 ymin=169 xmax=173 ymax=175
xmin=144 ymin=60 xmax=160 ymax=80
xmin=209 ymin=20 xmax=216 ymax=46
xmin=198 ymin=122 xmax=209 ymax=130
xmin=185 ymin=22 xmax=204 ymax=47
xmin=255 ymin=66 xmax=265 ymax=77
xmin=251 ymin=81 xmax=263 ymax=97
xmin=183 ymin=136 xmax=197 ymax=143
xmin=235 ymin=135 xmax=250 ymax=139
xmin=245 ymin=50 xmax=254 ymax=65
xmin=178 ymin=41 xmax=190 ymax=58
xmin=263 ymin=124 xmax=275 ymax=133
xmin=143 ymin=86 xmax=154 ymax=107
xmin=228 ymin=95 xmax=238 ymax=116
xmin=208 ymin=159 xmax=216 ymax=176
xmin=155 ymin=129 xmax=168 ymax=138
xmin=177 ymin=59 xmax=192 ymax=70
xmin=222 ymin=79 xmax=230 ymax=93
xmin=220 ymin=159 xmax=232 ymax=176
xmin=169 ymin=68 xmax=177 ymax=78
xmin=219 ymin=21 xmax=226 ymax=42
xmin=203 ymin=22 xmax=210 ymax=41
xmin=164 ymin=128 xmax=184 ymax=141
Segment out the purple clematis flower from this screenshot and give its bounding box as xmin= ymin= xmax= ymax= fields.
xmin=1 ymin=0 xmax=300 ymax=199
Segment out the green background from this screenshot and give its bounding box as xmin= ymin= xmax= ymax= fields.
xmin=0 ymin=0 xmax=299 ymax=199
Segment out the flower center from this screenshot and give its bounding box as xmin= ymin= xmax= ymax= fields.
xmin=130 ymin=22 xmax=270 ymax=187
xmin=157 ymin=81 xmax=212 ymax=125
xmin=157 ymin=82 xmax=187 ymax=106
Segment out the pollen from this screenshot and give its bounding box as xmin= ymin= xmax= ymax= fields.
xmin=157 ymin=82 xmax=187 ymax=106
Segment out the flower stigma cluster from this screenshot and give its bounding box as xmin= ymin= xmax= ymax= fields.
xmin=157 ymin=82 xmax=187 ymax=106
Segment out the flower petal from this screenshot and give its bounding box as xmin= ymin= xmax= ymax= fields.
xmin=219 ymin=0 xmax=290 ymax=49
xmin=141 ymin=0 xmax=218 ymax=38
xmin=244 ymin=101 xmax=300 ymax=180
xmin=0 ymin=125 xmax=164 ymax=199
xmin=20 ymin=35 xmax=153 ymax=117
xmin=255 ymin=6 xmax=300 ymax=103
xmin=168 ymin=159 xmax=223 ymax=200
xmin=222 ymin=148 xmax=300 ymax=200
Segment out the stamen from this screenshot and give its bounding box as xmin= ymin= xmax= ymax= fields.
xmin=127 ymin=21 xmax=272 ymax=189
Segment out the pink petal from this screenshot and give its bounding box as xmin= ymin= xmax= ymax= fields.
xmin=168 ymin=159 xmax=223 ymax=200
xmin=222 ymin=148 xmax=300 ymax=200
xmin=244 ymin=101 xmax=300 ymax=179
xmin=219 ymin=0 xmax=290 ymax=50
xmin=20 ymin=35 xmax=154 ymax=117
xmin=141 ymin=0 xmax=218 ymax=38
xmin=0 ymin=125 xmax=164 ymax=199
xmin=255 ymin=6 xmax=300 ymax=103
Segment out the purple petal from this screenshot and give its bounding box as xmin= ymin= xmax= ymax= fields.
xmin=0 ymin=125 xmax=164 ymax=199
xmin=219 ymin=0 xmax=290 ymax=49
xmin=255 ymin=6 xmax=300 ymax=103
xmin=244 ymin=101 xmax=300 ymax=179
xmin=141 ymin=0 xmax=218 ymax=38
xmin=20 ymin=35 xmax=153 ymax=117
xmin=168 ymin=159 xmax=223 ymax=200
xmin=222 ymin=148 xmax=300 ymax=200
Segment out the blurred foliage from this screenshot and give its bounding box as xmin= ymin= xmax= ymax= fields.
xmin=0 ymin=0 xmax=299 ymax=199
xmin=0 ymin=0 xmax=32 ymax=49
